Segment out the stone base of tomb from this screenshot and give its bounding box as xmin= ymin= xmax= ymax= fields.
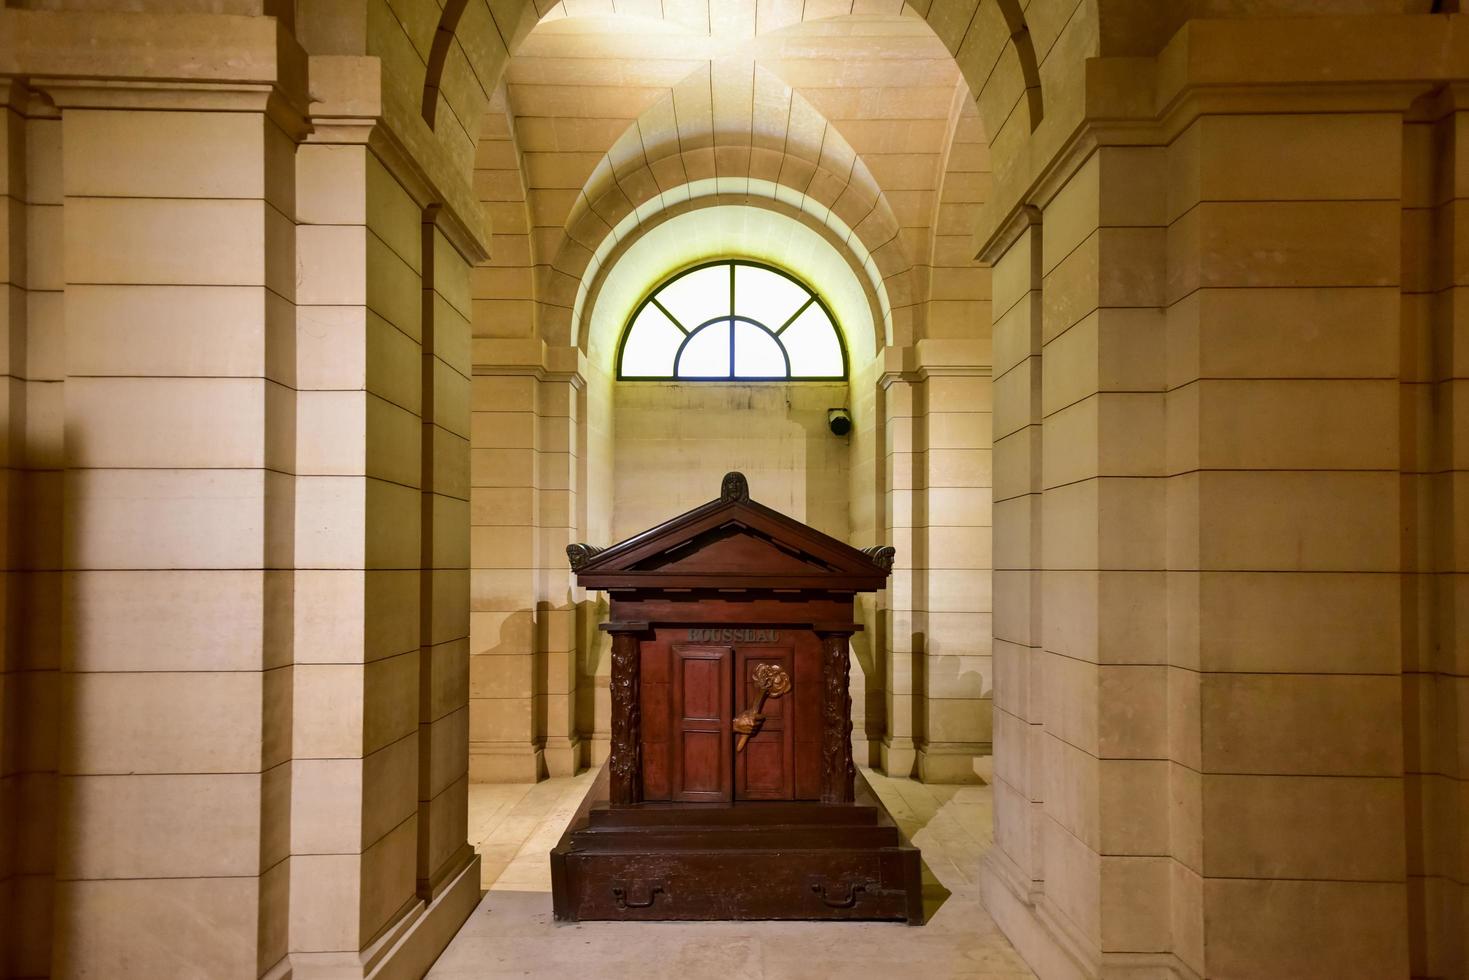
xmin=550 ymin=765 xmax=924 ymax=924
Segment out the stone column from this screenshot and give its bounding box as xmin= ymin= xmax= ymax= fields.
xmin=878 ymin=372 xmax=921 ymax=777
xmin=469 ymin=342 xmax=586 ymax=781
xmin=416 ymin=213 xmax=475 ymax=900
xmin=1404 ymin=83 xmax=1469 ymax=980
xmin=0 ymin=79 xmax=63 ymax=979
xmin=1044 ymin=142 xmax=1172 ymax=967
xmin=983 ymin=140 xmax=1176 ymax=976
xmin=914 ymin=347 xmax=993 ymax=784
xmin=292 ymin=129 xmax=417 ymax=976
xmin=983 ymin=17 xmax=1469 ymax=977
xmin=880 ymin=343 xmax=994 ymax=786
xmin=537 ymin=372 xmax=584 ymax=775
xmin=289 ymin=58 xmax=481 ymax=976
xmin=47 ymin=68 xmax=302 ymax=977
xmin=1164 ymin=101 xmax=1413 ymax=978
xmin=469 ymin=366 xmax=545 ymax=781
xmin=848 ymin=355 xmax=886 ymax=768
xmin=465 ymin=109 xmax=547 ymax=782
xmin=604 ymin=623 xmax=645 ymax=806
xmin=984 ymin=213 xmax=1047 ymax=928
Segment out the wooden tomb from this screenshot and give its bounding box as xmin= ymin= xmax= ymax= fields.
xmin=550 ymin=472 xmax=924 ymax=923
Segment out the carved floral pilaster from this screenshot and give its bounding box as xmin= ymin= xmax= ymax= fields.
xmin=607 ymin=628 xmax=644 ymax=805
xmin=818 ymin=630 xmax=855 ymax=804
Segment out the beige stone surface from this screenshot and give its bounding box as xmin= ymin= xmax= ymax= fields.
xmin=431 ymin=769 xmax=1032 ymax=978
xmin=54 ymin=876 xmax=272 ymax=978
xmin=1202 ymin=878 xmax=1410 ymax=978
xmin=4 ymin=4 xmax=1469 ymax=980
xmin=612 ymin=382 xmax=851 ymax=540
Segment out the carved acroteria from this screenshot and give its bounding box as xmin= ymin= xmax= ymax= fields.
xmin=566 ymin=542 xmax=605 ymax=571
xmin=818 ymin=631 xmax=855 ymax=804
xmin=608 ymin=630 xmax=643 ymax=805
xmin=860 ymin=545 xmax=896 ymax=572
xmin=720 ymin=470 xmax=750 ymax=503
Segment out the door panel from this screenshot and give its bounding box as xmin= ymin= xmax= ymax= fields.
xmin=640 ymin=637 xmax=672 ymax=800
xmin=681 ymin=656 xmax=722 ymax=719
xmin=743 ymin=737 xmax=786 ymax=797
xmin=680 ymin=731 xmax=724 ymax=795
xmin=792 ymin=632 xmax=823 ymax=800
xmin=670 ymin=645 xmax=732 ymax=802
xmin=735 ymin=647 xmax=795 ymax=801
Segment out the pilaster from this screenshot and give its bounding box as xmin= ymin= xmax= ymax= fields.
xmin=45 ymin=73 xmax=303 ymax=979
xmin=878 ymin=370 xmax=920 ymax=779
xmin=881 ymin=340 xmax=994 ymax=784
xmin=980 ymin=14 xmax=1469 ymax=979
xmin=818 ymin=629 xmax=857 ymax=804
xmin=1402 ymin=81 xmax=1469 ymax=980
xmin=0 ymin=77 xmax=63 ymax=980
xmin=469 ymin=340 xmax=587 ymax=782
xmin=604 ymin=624 xmax=646 ymax=806
xmin=288 ymin=53 xmax=481 ymax=980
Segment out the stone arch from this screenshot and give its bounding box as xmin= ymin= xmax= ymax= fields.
xmin=422 ymin=0 xmax=470 ymax=126
xmin=575 ymin=191 xmax=889 ymax=368
xmin=418 ymin=0 xmax=1064 ymax=153
xmin=473 ymin=85 xmax=535 ymax=340
xmin=538 ymin=147 xmax=916 ymax=356
xmin=511 ymin=64 xmax=926 ymax=352
xmin=902 ymin=0 xmax=1045 ymax=135
xmin=992 ymin=0 xmax=1045 ymax=129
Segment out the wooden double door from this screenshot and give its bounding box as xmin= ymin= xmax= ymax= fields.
xmin=639 ymin=628 xmax=824 ymax=802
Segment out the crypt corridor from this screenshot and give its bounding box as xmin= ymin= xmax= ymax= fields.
xmin=1 ymin=1 xmax=1468 ymax=978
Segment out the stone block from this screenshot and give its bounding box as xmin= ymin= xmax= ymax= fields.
xmin=1203 ymin=878 xmax=1408 ymax=978
xmin=64 ymin=108 xmax=272 ymax=200
xmin=57 ymin=771 xmax=274 ymax=879
xmin=63 ymin=668 xmax=280 ymax=775
xmin=66 ymin=197 xmax=276 ymax=287
xmin=66 ymin=468 xmax=271 ymax=570
xmin=1200 ymin=773 xmax=1406 ymax=881
xmin=54 ymin=877 xmax=262 ymax=977
xmin=1199 ymin=672 xmax=1403 ymax=777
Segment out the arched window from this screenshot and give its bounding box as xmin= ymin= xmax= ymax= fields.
xmin=617 ymin=260 xmax=847 ymax=380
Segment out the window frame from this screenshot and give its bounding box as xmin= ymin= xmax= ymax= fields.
xmin=614 ymin=259 xmax=849 ymax=382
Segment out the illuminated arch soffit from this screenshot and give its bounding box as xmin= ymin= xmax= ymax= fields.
xmin=617 ymin=260 xmax=847 ymax=381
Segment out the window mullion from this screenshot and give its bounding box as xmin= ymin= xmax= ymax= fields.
xmin=651 ymin=297 xmax=687 ymax=334
xmin=728 ymin=263 xmax=736 ymax=379
xmin=775 ymin=296 xmax=814 ymax=336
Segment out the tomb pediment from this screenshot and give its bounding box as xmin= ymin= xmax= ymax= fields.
xmin=567 ymin=471 xmax=894 ymax=591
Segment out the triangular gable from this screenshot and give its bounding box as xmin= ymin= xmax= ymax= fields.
xmin=636 ymin=522 xmax=836 ymax=576
xmin=568 ymin=472 xmax=893 ymax=592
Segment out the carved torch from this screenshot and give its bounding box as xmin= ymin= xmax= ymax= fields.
xmin=733 ymin=663 xmax=791 ymax=752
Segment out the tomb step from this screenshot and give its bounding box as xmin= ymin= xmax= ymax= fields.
xmin=552 ymin=843 xmax=923 ymax=923
xmin=567 ymin=823 xmax=903 ymax=853
xmin=586 ymin=801 xmax=880 ymax=829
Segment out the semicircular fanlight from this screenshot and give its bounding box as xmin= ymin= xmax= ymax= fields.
xmin=618 ymin=260 xmax=846 ymax=381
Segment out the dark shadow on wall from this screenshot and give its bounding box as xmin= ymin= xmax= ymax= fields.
xmin=3 ymin=428 xmax=64 ymax=979
xmin=911 ymin=630 xmax=927 ymax=780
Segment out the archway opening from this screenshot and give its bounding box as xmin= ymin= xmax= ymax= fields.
xmin=450 ymin=0 xmax=1012 ymax=965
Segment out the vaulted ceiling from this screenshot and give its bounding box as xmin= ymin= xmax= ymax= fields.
xmin=469 ymin=3 xmax=994 ymax=356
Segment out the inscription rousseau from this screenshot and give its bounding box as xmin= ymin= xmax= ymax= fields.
xmin=687 ymin=628 xmax=780 ymax=643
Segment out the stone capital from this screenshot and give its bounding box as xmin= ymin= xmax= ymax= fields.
xmin=879 ymin=339 xmax=993 ymax=389
xmin=2 ymin=8 xmax=309 ymax=123
xmin=473 ymin=340 xmax=588 ymax=390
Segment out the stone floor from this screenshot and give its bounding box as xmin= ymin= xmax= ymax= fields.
xmin=426 ymin=769 xmax=1034 ymax=979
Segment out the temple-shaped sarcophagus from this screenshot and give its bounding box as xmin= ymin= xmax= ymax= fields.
xmin=550 ymin=472 xmax=923 ymax=923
